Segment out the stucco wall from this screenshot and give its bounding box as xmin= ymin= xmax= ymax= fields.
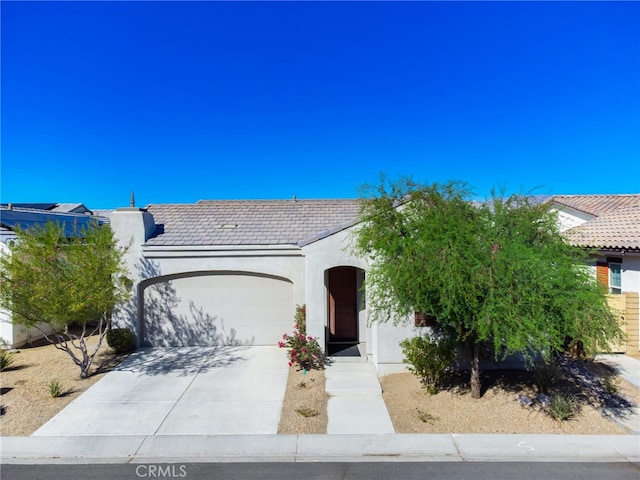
xmin=301 ymin=228 xmax=368 ymax=349
xmin=620 ymin=255 xmax=640 ymax=294
xmin=552 ymin=205 xmax=595 ymax=232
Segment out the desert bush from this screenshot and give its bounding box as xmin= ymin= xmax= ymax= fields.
xmin=533 ymin=360 xmax=561 ymax=393
xmin=400 ymin=333 xmax=456 ymax=394
xmin=47 ymin=379 xmax=64 ymax=398
xmin=295 ymin=406 xmax=319 ymax=418
xmin=548 ymin=391 xmax=576 ymax=421
xmin=107 ymin=327 xmax=134 ymax=354
xmin=0 ymin=340 xmax=15 ymax=372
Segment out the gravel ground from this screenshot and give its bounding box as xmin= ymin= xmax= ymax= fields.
xmin=2 ymin=339 xmax=637 ymax=437
xmin=0 ymin=336 xmax=125 ymax=436
xmin=278 ymin=367 xmax=328 ymax=434
xmin=380 ymin=360 xmax=639 ymax=434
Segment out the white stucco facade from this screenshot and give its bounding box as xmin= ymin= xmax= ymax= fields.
xmin=109 ymin=207 xmax=413 ymax=372
xmin=554 ymin=205 xmax=595 ymax=232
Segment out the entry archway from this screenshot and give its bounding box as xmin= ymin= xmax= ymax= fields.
xmin=326 ymin=266 xmax=364 ymax=355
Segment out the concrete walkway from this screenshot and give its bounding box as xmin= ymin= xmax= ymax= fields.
xmin=325 ymin=362 xmax=395 ymax=434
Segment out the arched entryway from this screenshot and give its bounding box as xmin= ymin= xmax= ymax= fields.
xmin=326 ymin=266 xmax=364 ymax=356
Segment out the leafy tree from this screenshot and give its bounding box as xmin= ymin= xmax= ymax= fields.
xmin=352 ymin=177 xmax=623 ymax=398
xmin=0 ymin=221 xmax=130 ymax=378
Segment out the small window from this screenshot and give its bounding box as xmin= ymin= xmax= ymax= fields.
xmin=414 ymin=312 xmax=437 ymax=327
xmin=609 ymin=263 xmax=622 ymax=294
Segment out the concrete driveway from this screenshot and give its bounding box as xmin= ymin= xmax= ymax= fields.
xmin=32 ymin=346 xmax=289 ymax=436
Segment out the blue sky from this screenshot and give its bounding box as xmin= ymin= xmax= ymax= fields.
xmin=2 ymin=1 xmax=638 ymax=209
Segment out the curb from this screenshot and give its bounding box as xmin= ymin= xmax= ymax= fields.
xmin=1 ymin=434 xmax=639 ymax=464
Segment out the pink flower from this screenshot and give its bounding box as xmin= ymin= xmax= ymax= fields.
xmin=278 ymin=341 xmax=285 ymax=348
xmin=282 ymin=333 xmax=288 ymax=340
xmin=288 ymin=362 xmax=293 ymax=367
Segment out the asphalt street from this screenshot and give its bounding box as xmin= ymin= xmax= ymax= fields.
xmin=3 ymin=462 xmax=640 ymax=480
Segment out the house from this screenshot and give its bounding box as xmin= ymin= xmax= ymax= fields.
xmin=0 ymin=203 xmax=107 ymax=347
xmin=109 ymin=193 xmax=640 ymax=372
xmin=549 ymin=194 xmax=640 ymax=354
xmin=109 ymin=199 xmax=417 ymax=374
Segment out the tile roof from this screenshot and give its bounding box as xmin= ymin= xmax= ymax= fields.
xmin=564 ymin=204 xmax=640 ymax=251
xmin=144 ymin=199 xmax=362 ymax=247
xmin=550 ymin=194 xmax=639 ymax=217
xmin=551 ymin=194 xmax=640 ymax=251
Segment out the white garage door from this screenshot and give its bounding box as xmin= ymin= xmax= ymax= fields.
xmin=143 ymin=273 xmax=294 ymax=347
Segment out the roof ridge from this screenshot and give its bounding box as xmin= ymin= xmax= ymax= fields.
xmin=553 ymin=193 xmax=640 ymax=198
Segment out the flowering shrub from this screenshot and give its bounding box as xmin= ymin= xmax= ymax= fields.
xmin=278 ymin=304 xmax=326 ymax=371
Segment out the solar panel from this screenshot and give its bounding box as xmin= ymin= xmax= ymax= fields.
xmin=0 ymin=208 xmax=104 ymax=238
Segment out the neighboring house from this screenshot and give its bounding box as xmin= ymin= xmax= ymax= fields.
xmin=549 ymin=194 xmax=640 ymax=354
xmin=0 ymin=204 xmax=106 ymax=347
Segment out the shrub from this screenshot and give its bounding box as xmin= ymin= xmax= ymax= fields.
xmin=548 ymin=391 xmax=576 ymax=421
xmin=47 ymin=379 xmax=64 ymax=398
xmin=295 ymin=406 xmax=319 ymax=418
xmin=279 ymin=328 xmax=326 ymax=371
xmin=106 ymin=327 xmax=134 ymax=354
xmin=279 ymin=305 xmax=326 ymax=371
xmin=532 ymin=360 xmax=561 ymax=394
xmin=0 ymin=340 xmax=15 ymax=372
xmin=400 ymin=333 xmax=456 ymax=394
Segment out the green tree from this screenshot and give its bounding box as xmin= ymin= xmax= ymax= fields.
xmin=352 ymin=177 xmax=623 ymax=398
xmin=0 ymin=221 xmax=130 ymax=378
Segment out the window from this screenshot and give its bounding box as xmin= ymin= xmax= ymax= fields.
xmin=609 ymin=262 xmax=622 ymax=294
xmin=597 ymin=257 xmax=622 ymax=294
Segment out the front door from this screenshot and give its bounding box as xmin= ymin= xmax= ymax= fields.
xmin=328 ymin=267 xmax=358 ymax=345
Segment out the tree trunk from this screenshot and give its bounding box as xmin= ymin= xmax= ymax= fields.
xmin=470 ymin=341 xmax=481 ymax=399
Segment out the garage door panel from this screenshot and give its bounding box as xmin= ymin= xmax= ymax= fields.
xmin=143 ymin=274 xmax=294 ymax=347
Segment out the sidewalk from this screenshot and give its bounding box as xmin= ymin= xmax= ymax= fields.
xmin=595 ymin=354 xmax=640 ymax=434
xmin=1 ymin=434 xmax=639 ymax=464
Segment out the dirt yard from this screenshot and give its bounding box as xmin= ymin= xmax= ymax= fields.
xmin=380 ymin=364 xmax=638 ymax=434
xmin=2 ymin=339 xmax=638 ymax=436
xmin=0 ymin=336 xmax=127 ymax=436
xmin=278 ymin=357 xmax=639 ymax=435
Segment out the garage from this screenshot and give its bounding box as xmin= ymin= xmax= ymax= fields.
xmin=141 ymin=272 xmax=294 ymax=347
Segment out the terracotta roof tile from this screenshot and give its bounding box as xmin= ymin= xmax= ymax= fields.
xmin=550 ymin=194 xmax=639 ymax=216
xmin=565 ymin=204 xmax=640 ymax=251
